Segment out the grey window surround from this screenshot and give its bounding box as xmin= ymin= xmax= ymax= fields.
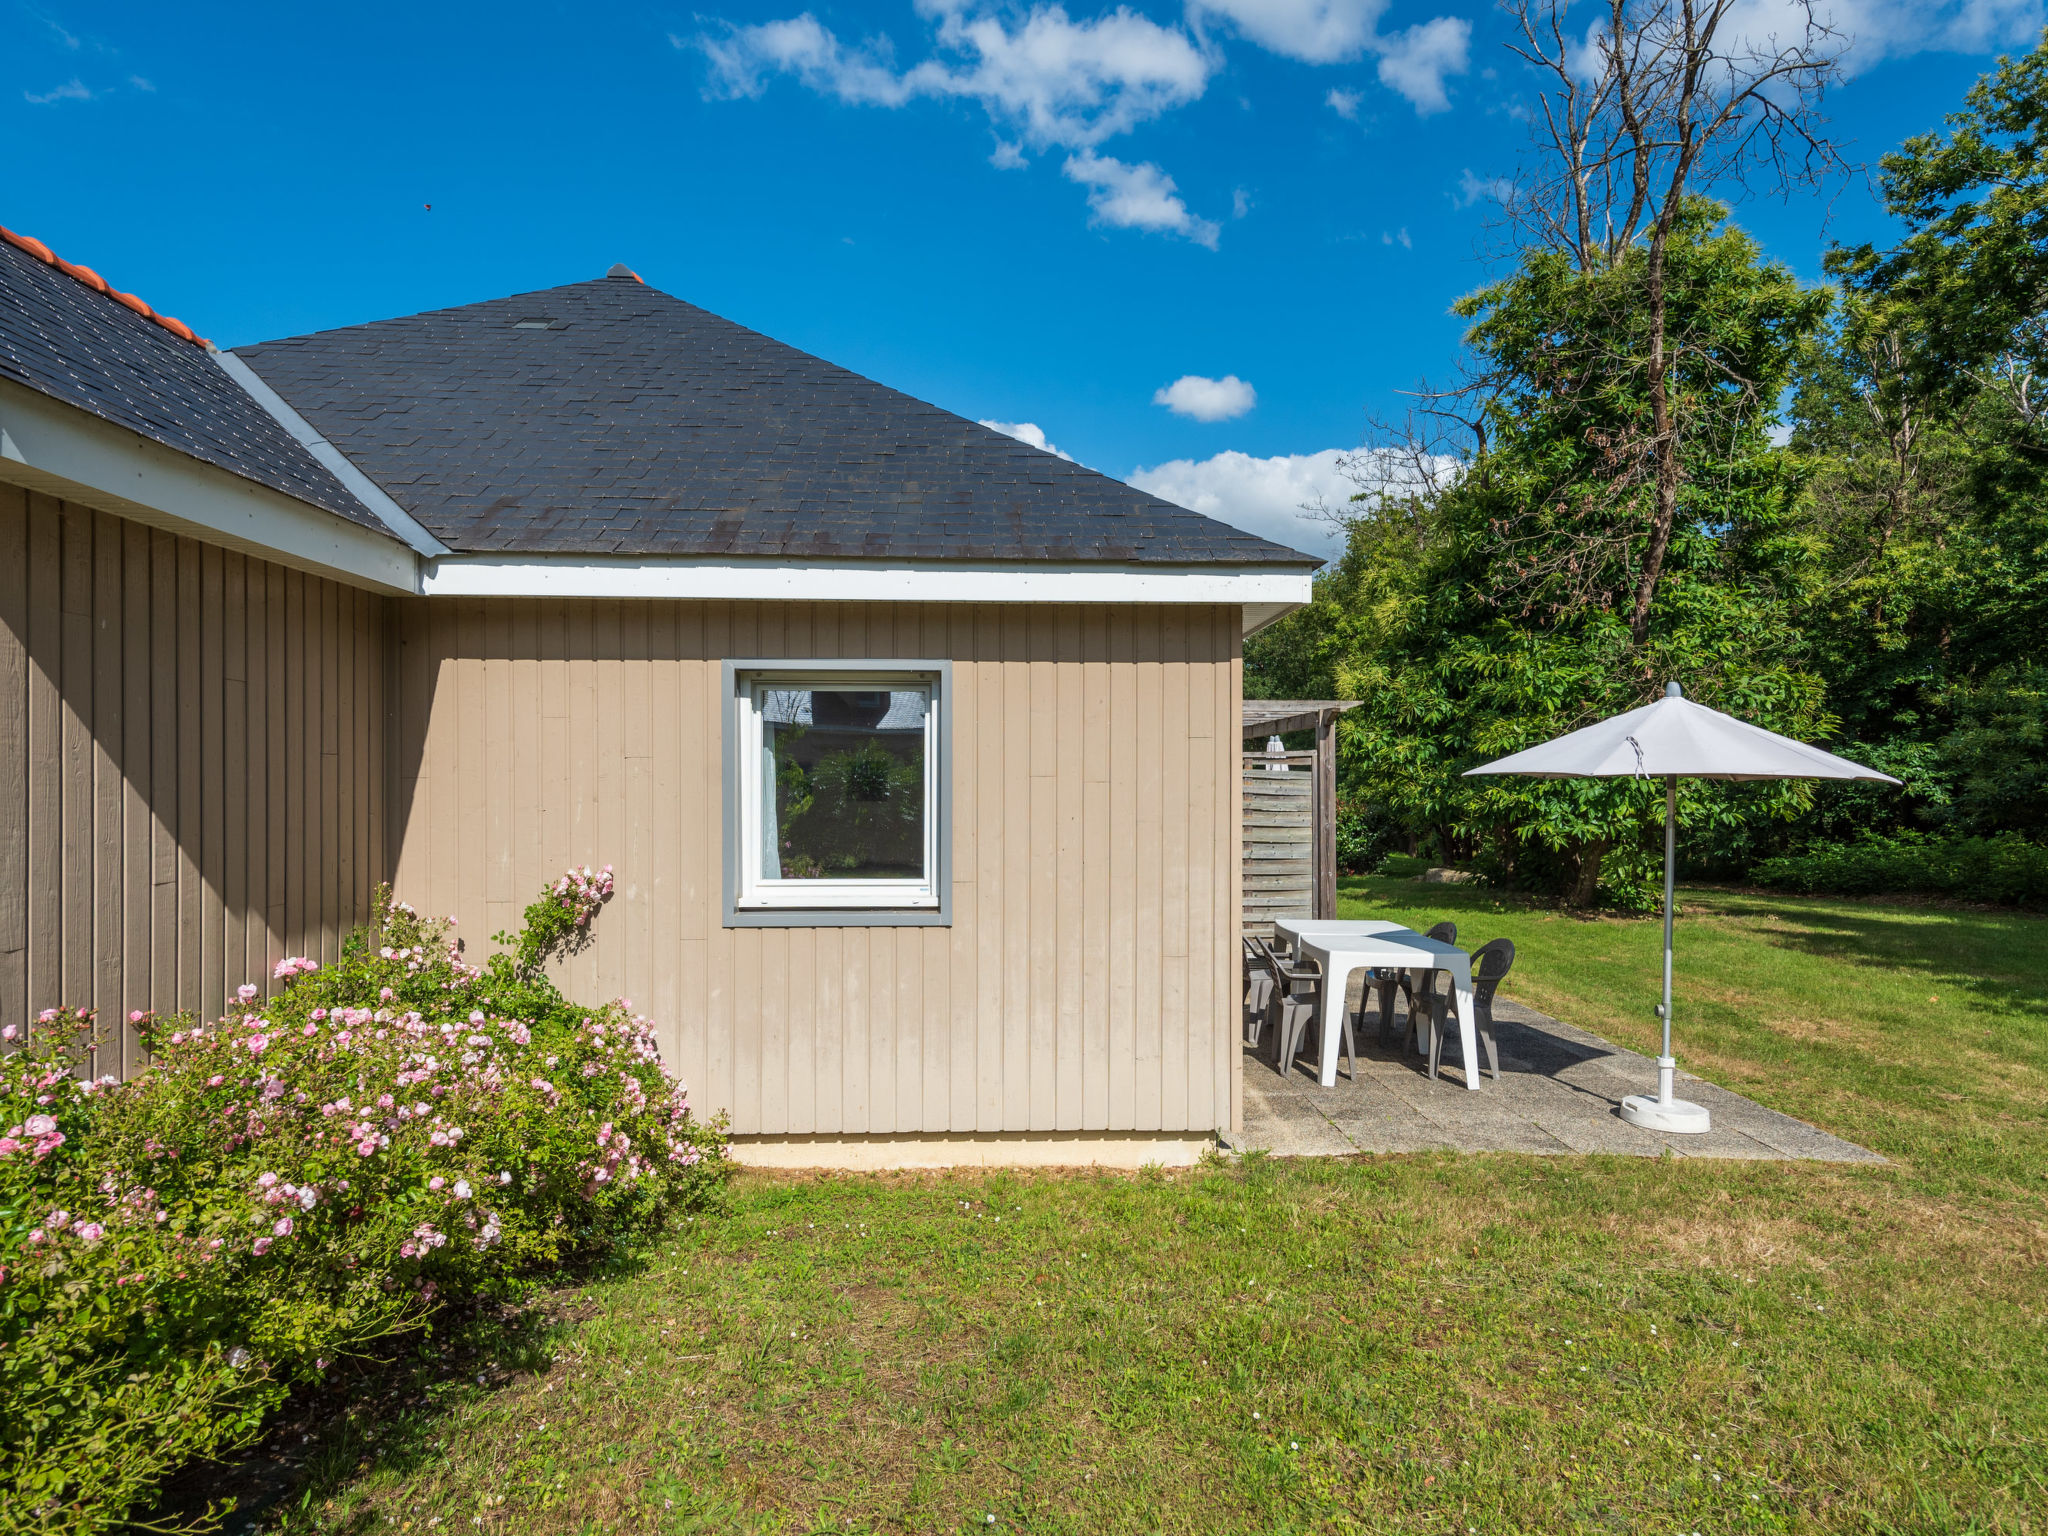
xmin=721 ymin=658 xmax=953 ymax=929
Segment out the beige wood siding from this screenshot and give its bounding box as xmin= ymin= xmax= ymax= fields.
xmin=389 ymin=599 xmax=1242 ymax=1137
xmin=0 ymin=489 xmax=388 ymax=1064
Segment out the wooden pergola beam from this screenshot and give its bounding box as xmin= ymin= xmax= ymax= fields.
xmin=1240 ymin=700 xmax=1359 ymax=740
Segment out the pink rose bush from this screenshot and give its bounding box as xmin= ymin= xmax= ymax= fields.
xmin=556 ymin=863 xmax=614 ymax=924
xmin=0 ymin=877 xmax=724 ymax=1536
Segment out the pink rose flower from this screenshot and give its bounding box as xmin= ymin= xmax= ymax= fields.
xmin=252 ymin=1237 xmax=272 ymax=1255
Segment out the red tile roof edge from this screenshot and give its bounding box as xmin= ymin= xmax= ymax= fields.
xmin=1 ymin=224 xmax=212 ymax=349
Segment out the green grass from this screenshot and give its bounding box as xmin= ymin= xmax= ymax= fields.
xmin=1333 ymin=876 xmax=2048 ymax=1198
xmin=205 ymin=881 xmax=2047 ymax=1536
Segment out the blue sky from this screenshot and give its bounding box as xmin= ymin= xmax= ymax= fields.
xmin=7 ymin=1 xmax=2041 ymax=555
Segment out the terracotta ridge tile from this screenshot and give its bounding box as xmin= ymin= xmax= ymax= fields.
xmin=1 ymin=224 xmax=210 ymax=348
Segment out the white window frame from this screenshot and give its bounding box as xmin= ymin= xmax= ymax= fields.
xmin=722 ymin=660 xmax=952 ymax=928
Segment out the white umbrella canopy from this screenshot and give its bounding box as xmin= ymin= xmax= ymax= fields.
xmin=1465 ymin=683 xmax=1899 ymax=1133
xmin=1468 ymin=685 xmax=1905 ymax=784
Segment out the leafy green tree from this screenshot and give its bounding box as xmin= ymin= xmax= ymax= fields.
xmin=1253 ymin=206 xmax=1833 ymax=906
xmin=1786 ymin=31 xmax=2048 ymax=844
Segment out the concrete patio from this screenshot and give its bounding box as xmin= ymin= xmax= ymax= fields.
xmin=1240 ymin=993 xmax=1880 ymax=1162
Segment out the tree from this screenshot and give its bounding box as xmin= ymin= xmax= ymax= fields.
xmin=1499 ymin=0 xmax=1844 ymax=641
xmin=1783 ymin=32 xmax=2048 ymax=843
xmin=1252 ymin=207 xmax=1834 ymax=906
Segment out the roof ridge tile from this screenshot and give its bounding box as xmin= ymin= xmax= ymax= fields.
xmin=1 ymin=224 xmax=209 ymax=347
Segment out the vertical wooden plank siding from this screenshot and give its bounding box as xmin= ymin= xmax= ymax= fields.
xmin=385 ymin=598 xmax=1240 ymax=1138
xmin=2 ymin=534 xmax=1242 ymax=1139
xmin=0 ymin=504 xmax=388 ymax=1039
xmin=0 ymin=487 xmax=28 ymax=1035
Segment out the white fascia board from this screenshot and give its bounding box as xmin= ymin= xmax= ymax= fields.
xmin=215 ymin=350 xmax=452 ymax=558
xmin=422 ymin=555 xmax=1314 ymax=632
xmin=0 ymin=378 xmax=420 ymax=595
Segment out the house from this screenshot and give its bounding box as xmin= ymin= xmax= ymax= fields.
xmin=0 ymin=229 xmax=1317 ymax=1167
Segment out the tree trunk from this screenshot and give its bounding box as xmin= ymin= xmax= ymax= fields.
xmin=1568 ymin=838 xmax=1610 ymax=907
xmin=1628 ymin=227 xmax=1679 ymax=644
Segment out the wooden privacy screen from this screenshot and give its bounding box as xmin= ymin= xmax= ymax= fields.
xmin=1241 ymin=751 xmax=1316 ymax=937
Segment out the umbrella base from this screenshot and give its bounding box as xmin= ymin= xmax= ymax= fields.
xmin=1620 ymin=1093 xmax=1711 ymax=1134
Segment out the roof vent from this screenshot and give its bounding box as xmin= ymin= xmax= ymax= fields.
xmin=606 ymin=263 xmax=642 ymax=281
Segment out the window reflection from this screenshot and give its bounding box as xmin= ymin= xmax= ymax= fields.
xmin=758 ymin=688 xmax=928 ymax=881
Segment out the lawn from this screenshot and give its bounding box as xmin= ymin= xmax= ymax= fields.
xmin=185 ymin=879 xmax=2046 ymax=1535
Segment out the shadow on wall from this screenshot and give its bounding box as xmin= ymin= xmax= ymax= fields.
xmin=1 ymin=491 xmax=396 ymax=1067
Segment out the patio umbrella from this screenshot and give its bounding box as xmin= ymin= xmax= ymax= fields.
xmin=1463 ymin=683 xmax=1899 ymax=1133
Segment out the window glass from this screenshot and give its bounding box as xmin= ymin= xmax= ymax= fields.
xmin=756 ymin=687 xmax=929 ymax=883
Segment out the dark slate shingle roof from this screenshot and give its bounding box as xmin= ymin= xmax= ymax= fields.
xmin=235 ymin=275 xmax=1318 ymax=566
xmin=0 ymin=239 xmax=390 ymax=534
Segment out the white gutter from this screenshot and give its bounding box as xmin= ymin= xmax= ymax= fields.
xmin=422 ymin=554 xmax=1314 ymax=634
xmin=214 ymin=350 xmax=451 ymax=558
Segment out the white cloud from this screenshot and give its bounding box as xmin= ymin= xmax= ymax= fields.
xmin=1065 ymin=150 xmax=1220 ymax=246
xmin=1130 ymin=444 xmax=1460 ymax=557
xmin=1381 ymin=226 xmax=1411 ymax=247
xmin=979 ymin=418 xmax=1075 ymax=459
xmin=1761 ymin=0 xmax=2042 ymax=69
xmin=24 ymin=77 xmax=92 ymax=104
xmin=1837 ymin=0 xmax=2042 ymax=66
xmin=1188 ymin=0 xmax=1382 ymax=65
xmin=1190 ymin=0 xmax=1471 ymax=110
xmin=690 ymin=1 xmax=1490 ymax=243
xmin=34 ymin=12 xmax=80 ymax=48
xmin=1373 ymin=15 xmax=1470 ymax=114
xmin=695 ymin=4 xmax=1211 ymax=149
xmin=1232 ymin=185 xmax=1252 ymax=217
xmin=913 ymin=2 xmax=1213 ymax=148
xmin=1559 ymin=1 xmax=2041 ymax=84
xmin=1153 ymin=373 xmax=1257 ymax=421
xmin=1129 ymin=447 xmax=1356 ymax=557
xmin=696 ymin=15 xmax=915 ymax=105
xmin=1454 ymin=167 xmax=1512 ymax=209
xmin=1325 ymin=86 xmax=1362 ymax=119
xmin=693 ymin=4 xmax=1221 ymax=243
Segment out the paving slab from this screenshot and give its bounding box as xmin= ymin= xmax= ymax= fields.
xmin=1239 ymin=995 xmax=1881 ymax=1164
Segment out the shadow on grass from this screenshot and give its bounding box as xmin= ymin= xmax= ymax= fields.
xmin=1693 ymin=891 xmax=2048 ymax=1024
xmin=1343 ymin=875 xmax=2048 ymax=1031
xmin=139 ymin=1246 xmax=658 ymax=1536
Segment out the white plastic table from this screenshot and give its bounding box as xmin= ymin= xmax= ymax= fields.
xmin=1272 ymin=917 xmax=1482 ymax=1090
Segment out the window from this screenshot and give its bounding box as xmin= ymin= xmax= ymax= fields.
xmin=723 ymin=662 xmax=950 ymax=926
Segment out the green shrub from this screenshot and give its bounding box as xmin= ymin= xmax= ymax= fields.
xmin=0 ymin=876 xmax=725 ymax=1535
xmin=1334 ymin=801 xmax=1400 ymax=875
xmin=1751 ymin=832 xmax=2048 ymax=906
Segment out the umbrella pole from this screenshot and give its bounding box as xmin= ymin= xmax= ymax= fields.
xmin=1620 ymin=772 xmax=1712 ymax=1133
xmin=1660 ymin=775 xmax=1675 ymax=1092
